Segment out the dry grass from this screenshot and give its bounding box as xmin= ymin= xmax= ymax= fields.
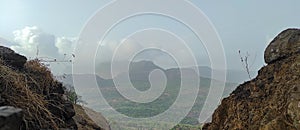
xmin=0 ymin=59 xmax=64 ymax=129
xmin=24 ymin=60 xmax=54 ymax=95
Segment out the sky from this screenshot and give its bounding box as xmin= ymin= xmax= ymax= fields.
xmin=0 ymin=0 xmax=300 ymax=76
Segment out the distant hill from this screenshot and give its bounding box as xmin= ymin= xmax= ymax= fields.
xmin=60 ymin=60 xmax=239 ymax=129
xmin=96 ymin=60 xmax=256 ymax=84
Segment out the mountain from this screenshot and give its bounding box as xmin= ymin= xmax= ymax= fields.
xmin=96 ymin=60 xmax=256 ymax=84
xmin=62 ymin=60 xmax=238 ymax=100
xmin=203 ymin=29 xmax=300 ymax=130
xmin=60 ymin=60 xmax=238 ymax=129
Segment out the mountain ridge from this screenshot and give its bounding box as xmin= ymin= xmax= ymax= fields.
xmin=96 ymin=60 xmax=256 ymax=83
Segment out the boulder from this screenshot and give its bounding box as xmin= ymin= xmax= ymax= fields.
xmin=0 ymin=46 xmax=81 ymax=129
xmin=265 ymin=29 xmax=300 ymax=64
xmin=0 ymin=46 xmax=27 ymax=69
xmin=203 ymin=29 xmax=300 ymax=130
xmin=0 ymin=106 xmax=23 ymax=130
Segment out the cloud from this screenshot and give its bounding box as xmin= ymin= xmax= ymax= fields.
xmin=12 ymin=26 xmax=41 ymax=57
xmin=11 ymin=26 xmax=59 ymax=58
xmin=56 ymin=37 xmax=77 ymax=55
xmin=97 ymin=37 xmax=200 ymax=68
xmin=10 ymin=26 xmax=77 ymax=74
xmin=96 ymin=39 xmax=143 ymax=63
xmin=11 ymin=26 xmax=76 ymax=58
xmin=95 ymin=37 xmax=205 ymax=78
xmin=9 ymin=26 xmax=203 ymax=76
xmin=100 ymin=37 xmax=196 ymax=62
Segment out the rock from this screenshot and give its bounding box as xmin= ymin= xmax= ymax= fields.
xmin=63 ymin=102 xmax=76 ymax=119
xmin=73 ymin=105 xmax=105 ymax=130
xmin=0 ymin=46 xmax=27 ymax=69
xmin=83 ymin=106 xmax=111 ymax=130
xmin=265 ymin=29 xmax=300 ymax=64
xmin=0 ymin=95 xmax=4 ymax=106
xmin=51 ymin=82 xmax=65 ymax=94
xmin=0 ymin=46 xmax=90 ymax=129
xmin=65 ymin=118 xmax=78 ymax=130
xmin=203 ymin=29 xmax=300 ymax=130
xmin=47 ymin=94 xmax=75 ymax=119
xmin=48 ymin=103 xmax=63 ymax=117
xmin=0 ymin=106 xmax=23 ymax=130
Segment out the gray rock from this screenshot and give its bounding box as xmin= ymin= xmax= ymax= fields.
xmin=264 ymin=29 xmax=300 ymax=64
xmin=0 ymin=106 xmax=23 ymax=130
xmin=0 ymin=46 xmax=27 ymax=69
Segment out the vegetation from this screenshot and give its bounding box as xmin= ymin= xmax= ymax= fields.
xmin=238 ymin=50 xmax=255 ymax=80
xmin=63 ymin=84 xmax=87 ymax=105
xmin=97 ymin=76 xmax=236 ymax=129
xmin=0 ymin=59 xmax=63 ymax=129
xmin=65 ymin=89 xmax=79 ymax=104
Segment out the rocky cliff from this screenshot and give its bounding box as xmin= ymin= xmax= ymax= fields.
xmin=0 ymin=46 xmax=108 ymax=130
xmin=203 ymin=29 xmax=300 ymax=130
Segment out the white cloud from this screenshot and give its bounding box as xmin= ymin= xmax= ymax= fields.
xmin=10 ymin=26 xmax=77 ymax=75
xmin=96 ymin=39 xmax=143 ymax=63
xmin=97 ymin=37 xmax=199 ymax=68
xmin=12 ymin=26 xmax=41 ymax=57
xmin=11 ymin=26 xmax=76 ymax=59
xmin=9 ymin=26 xmax=201 ymax=76
xmin=55 ymin=37 xmax=77 ymax=55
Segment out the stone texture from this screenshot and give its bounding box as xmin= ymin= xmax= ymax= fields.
xmin=203 ymin=29 xmax=300 ymax=130
xmin=265 ymin=29 xmax=300 ymax=64
xmin=0 ymin=106 xmax=23 ymax=130
xmin=73 ymin=105 xmax=105 ymax=130
xmin=83 ymin=106 xmax=111 ymax=130
xmin=0 ymin=46 xmax=27 ymax=69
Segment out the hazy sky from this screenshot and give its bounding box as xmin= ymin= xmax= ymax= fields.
xmin=0 ymin=0 xmax=300 ymax=75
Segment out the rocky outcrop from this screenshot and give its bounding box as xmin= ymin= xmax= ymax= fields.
xmin=0 ymin=45 xmax=110 ymax=129
xmin=203 ymin=29 xmax=300 ymax=130
xmin=82 ymin=106 xmax=111 ymax=130
xmin=265 ymin=29 xmax=300 ymax=64
xmin=0 ymin=46 xmax=27 ymax=69
xmin=0 ymin=46 xmax=77 ymax=129
xmin=0 ymin=106 xmax=23 ymax=130
xmin=73 ymin=105 xmax=105 ymax=130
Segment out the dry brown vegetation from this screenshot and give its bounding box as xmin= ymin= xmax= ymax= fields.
xmin=0 ymin=59 xmax=66 ymax=129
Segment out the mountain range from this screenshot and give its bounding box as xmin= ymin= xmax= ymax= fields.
xmin=59 ymin=60 xmax=248 ymax=129
xmin=96 ymin=60 xmax=257 ymax=84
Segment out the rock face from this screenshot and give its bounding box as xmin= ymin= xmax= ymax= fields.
xmin=0 ymin=106 xmax=23 ymax=130
xmin=203 ymin=29 xmax=300 ymax=130
xmin=0 ymin=46 xmax=77 ymax=129
xmin=73 ymin=105 xmax=108 ymax=130
xmin=265 ymin=29 xmax=300 ymax=64
xmin=82 ymin=106 xmax=111 ymax=130
xmin=0 ymin=45 xmax=110 ymax=129
xmin=0 ymin=46 xmax=27 ymax=69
